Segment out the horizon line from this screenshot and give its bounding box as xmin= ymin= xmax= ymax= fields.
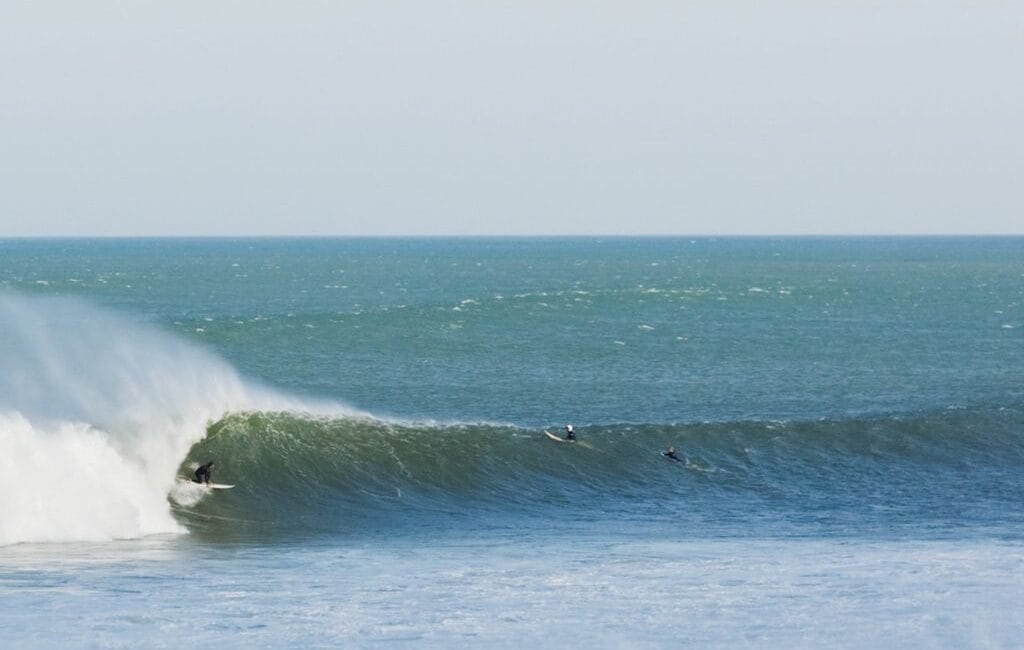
xmin=3 ymin=232 xmax=1024 ymax=240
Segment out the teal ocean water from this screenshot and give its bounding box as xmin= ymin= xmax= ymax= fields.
xmin=1 ymin=237 xmax=1023 ymax=646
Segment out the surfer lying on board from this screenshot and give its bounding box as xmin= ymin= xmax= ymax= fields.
xmin=194 ymin=461 xmax=216 ymax=485
xmin=564 ymin=425 xmax=576 ymax=441
xmin=662 ymin=447 xmax=680 ymax=462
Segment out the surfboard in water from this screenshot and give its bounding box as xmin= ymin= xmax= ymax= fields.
xmin=544 ymin=430 xmax=573 ymax=443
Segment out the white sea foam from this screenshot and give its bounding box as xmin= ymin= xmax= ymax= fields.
xmin=0 ymin=292 xmax=322 ymax=546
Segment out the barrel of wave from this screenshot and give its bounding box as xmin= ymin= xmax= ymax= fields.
xmin=0 ymin=292 xmax=295 ymax=545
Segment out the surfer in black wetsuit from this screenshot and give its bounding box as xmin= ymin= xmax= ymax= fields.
xmin=565 ymin=424 xmax=576 ymax=441
xmin=662 ymin=446 xmax=680 ymax=462
xmin=194 ymin=461 xmax=215 ymax=484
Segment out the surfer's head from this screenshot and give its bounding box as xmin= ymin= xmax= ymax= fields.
xmin=566 ymin=425 xmax=573 ymax=432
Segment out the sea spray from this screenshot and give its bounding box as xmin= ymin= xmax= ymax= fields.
xmin=0 ymin=292 xmax=289 ymax=544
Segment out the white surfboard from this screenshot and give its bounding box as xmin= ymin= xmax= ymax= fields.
xmin=545 ymin=430 xmax=573 ymax=443
xmin=179 ymin=478 xmax=235 ymax=489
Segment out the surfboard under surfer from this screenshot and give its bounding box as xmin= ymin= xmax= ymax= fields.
xmin=194 ymin=461 xmax=216 ymax=484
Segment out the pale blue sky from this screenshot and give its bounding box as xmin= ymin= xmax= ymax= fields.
xmin=1 ymin=2 xmax=1021 ymax=236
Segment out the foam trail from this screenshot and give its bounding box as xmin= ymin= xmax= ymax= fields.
xmin=0 ymin=292 xmax=317 ymax=545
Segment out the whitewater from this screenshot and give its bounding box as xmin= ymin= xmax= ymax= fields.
xmin=0 ymin=292 xmax=345 ymax=545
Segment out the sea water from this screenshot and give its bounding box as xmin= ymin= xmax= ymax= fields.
xmin=1 ymin=237 xmax=1022 ymax=647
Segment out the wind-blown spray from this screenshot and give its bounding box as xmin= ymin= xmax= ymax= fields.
xmin=0 ymin=292 xmax=281 ymax=544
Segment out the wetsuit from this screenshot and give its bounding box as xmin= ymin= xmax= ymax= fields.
xmin=565 ymin=429 xmax=576 ymax=441
xmin=194 ymin=462 xmax=214 ymax=484
xmin=663 ymin=450 xmax=680 ymax=462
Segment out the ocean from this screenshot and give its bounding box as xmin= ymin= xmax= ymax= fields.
xmin=1 ymin=236 xmax=1022 ymax=647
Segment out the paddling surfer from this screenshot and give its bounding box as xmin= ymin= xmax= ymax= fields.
xmin=662 ymin=446 xmax=680 ymax=462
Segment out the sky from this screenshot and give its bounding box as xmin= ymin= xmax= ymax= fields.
xmin=1 ymin=1 xmax=1021 ymax=236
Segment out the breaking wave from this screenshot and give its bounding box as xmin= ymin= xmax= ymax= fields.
xmin=176 ymin=405 xmax=1024 ymax=540
xmin=0 ymin=292 xmax=346 ymax=545
xmin=3 ymin=291 xmax=1022 ymax=545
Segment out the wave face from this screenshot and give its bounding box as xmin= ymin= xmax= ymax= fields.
xmin=0 ymin=293 xmax=320 ymax=545
xmin=176 ymin=405 xmax=1024 ymax=540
